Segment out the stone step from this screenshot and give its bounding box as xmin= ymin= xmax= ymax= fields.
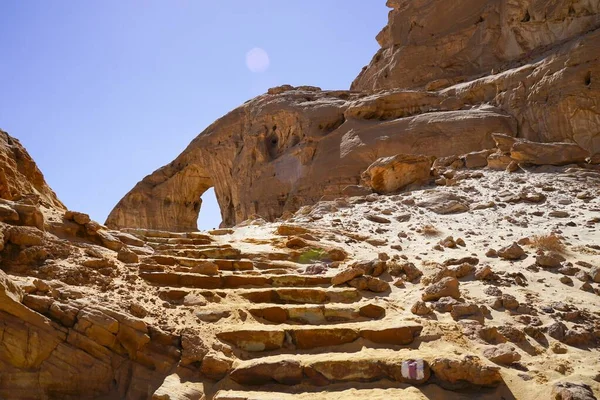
xmin=140 ymin=272 xmax=331 ymax=289
xmin=240 ymin=287 xmax=361 ymax=304
xmin=144 ymin=255 xmax=254 ymax=271
xmin=217 ymin=324 xmax=423 ymax=352
xmin=222 ymin=351 xmax=502 ymax=391
xmin=241 ymin=268 xmax=297 ymax=276
xmin=121 ymin=228 xmax=212 ymax=241
xmin=247 ymin=303 xmax=385 ymax=324
xmin=157 ymin=287 xmax=362 ymax=305
xmin=149 ymin=242 xmax=216 ymax=250
xmin=228 ymin=351 xmax=429 ymax=387
xmin=214 ymin=387 xmax=503 ymax=400
xmin=159 ymin=247 xmax=242 ymax=260
xmin=253 ymin=260 xmax=303 ymax=270
xmin=146 ymin=237 xmax=213 ymax=246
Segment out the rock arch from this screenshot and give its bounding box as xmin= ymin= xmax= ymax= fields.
xmin=106 ymin=162 xmax=216 ymax=232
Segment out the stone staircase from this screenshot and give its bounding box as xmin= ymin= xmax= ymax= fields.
xmin=122 ymin=228 xmax=505 ymax=399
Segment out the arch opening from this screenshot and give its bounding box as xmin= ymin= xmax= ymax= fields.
xmin=196 ymin=187 xmax=222 ymax=231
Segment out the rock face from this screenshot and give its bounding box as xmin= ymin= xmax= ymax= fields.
xmin=108 ymin=0 xmax=599 ymax=232
xmin=0 ymin=130 xmax=65 ymax=210
xmin=106 ymin=92 xmax=515 ymax=231
xmin=352 ymin=0 xmax=600 ymax=150
xmin=353 ymin=0 xmax=600 ymax=91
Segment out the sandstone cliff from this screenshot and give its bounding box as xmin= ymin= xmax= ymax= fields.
xmin=353 ymin=0 xmax=600 ymax=91
xmin=0 ymin=129 xmax=65 ymax=210
xmin=107 ymin=0 xmax=600 ymax=232
xmin=2 ymin=2 xmax=600 ymax=399
xmin=106 ymin=88 xmax=516 ymax=231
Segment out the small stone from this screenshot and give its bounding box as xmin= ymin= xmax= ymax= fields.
xmin=474 ymin=265 xmax=494 ymax=280
xmin=129 ymin=303 xmax=148 ymax=318
xmin=117 ymin=247 xmax=139 ymax=264
xmin=550 ymin=342 xmax=568 ymax=354
xmin=560 ymin=276 xmax=573 ymax=285
xmin=378 ymin=252 xmax=390 ymax=261
xmin=536 ymin=252 xmax=566 ymax=269
xmin=589 ymin=266 xmax=600 ymax=283
xmin=498 ymin=243 xmax=526 ymax=260
xmin=580 ymin=282 xmax=594 ymax=293
xmin=483 ymin=343 xmax=521 ymax=365
xmin=450 ymin=303 xmax=480 ymax=319
xmin=485 ymin=248 xmax=498 ymax=258
xmin=411 ymin=301 xmax=432 ymax=316
xmin=422 ymin=277 xmax=460 ymax=301
xmin=365 ymin=213 xmax=391 ymax=224
xmin=483 ymin=286 xmax=502 ymax=296
xmin=359 ymin=304 xmax=386 ymax=319
xmin=332 ymin=267 xmax=364 ymax=286
xmin=551 ymin=382 xmax=596 ymax=400
xmin=501 ymin=294 xmax=519 ymax=310
xmin=549 ymin=211 xmax=570 ymax=218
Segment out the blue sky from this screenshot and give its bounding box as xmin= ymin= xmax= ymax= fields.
xmin=0 ymin=1 xmax=388 ymax=230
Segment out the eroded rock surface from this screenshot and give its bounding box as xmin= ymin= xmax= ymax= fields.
xmin=0 ymin=130 xmax=65 ymax=210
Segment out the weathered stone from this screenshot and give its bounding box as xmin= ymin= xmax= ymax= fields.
xmin=332 ymin=267 xmax=364 ymax=286
xmin=411 ymin=301 xmax=432 ymax=316
xmin=0 ymin=130 xmax=65 ymax=210
xmin=360 ymin=326 xmax=422 ymax=345
xmin=64 ymin=210 xmax=91 ymax=225
xmin=551 ymin=382 xmax=597 ymax=400
xmin=230 ymin=360 xmax=303 ymax=385
xmin=359 ymin=304 xmax=386 ymax=319
xmin=362 ymin=154 xmax=433 ymax=194
xmin=117 ymin=246 xmax=139 ymax=263
xmin=430 ymin=356 xmax=502 ymax=387
xmin=216 ymin=330 xmax=284 ymax=352
xmin=422 ymin=277 xmax=460 ymax=301
xmin=294 ymin=328 xmax=358 ymax=349
xmin=152 ymin=373 xmax=205 ymax=400
xmin=497 ymin=243 xmax=525 ymax=260
xmin=416 ymin=192 xmax=470 ymax=215
xmin=510 ymin=141 xmax=590 ymax=166
xmin=200 ymin=352 xmax=233 ymax=381
xmin=181 ymin=334 xmax=209 ymax=366
xmin=482 ymin=344 xmax=521 ymax=365
xmin=536 ymin=252 xmax=566 ymax=269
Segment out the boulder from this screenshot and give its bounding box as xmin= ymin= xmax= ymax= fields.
xmin=422 ymin=277 xmax=460 ymax=301
xmin=152 ymin=373 xmax=205 ymax=400
xmin=510 ymin=141 xmax=590 ymax=166
xmin=411 ymin=301 xmax=432 ymax=315
xmin=200 ymin=352 xmax=233 ymax=381
xmin=332 ymin=267 xmax=365 ymax=286
xmin=416 ymin=192 xmax=470 ymax=214
xmin=536 ymin=252 xmax=566 ymax=269
xmin=430 ymin=356 xmax=502 ymax=387
xmin=117 ymin=247 xmax=139 ymax=264
xmin=497 ymin=243 xmax=525 ymax=260
xmin=482 ymin=344 xmax=521 ymax=365
xmin=361 ymin=154 xmax=433 ymax=194
xmin=551 ymin=382 xmax=597 ymax=400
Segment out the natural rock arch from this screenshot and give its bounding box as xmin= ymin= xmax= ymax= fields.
xmin=106 ymin=162 xmax=216 ymax=232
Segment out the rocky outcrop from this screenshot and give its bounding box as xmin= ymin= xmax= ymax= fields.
xmin=106 ymin=88 xmax=516 ymax=231
xmin=108 ymin=0 xmax=599 ymax=232
xmin=352 ymin=1 xmax=600 ymax=152
xmin=0 ymin=269 xmax=182 ymax=399
xmin=0 ymin=130 xmax=65 ymax=210
xmin=352 ymin=0 xmax=600 ymax=91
